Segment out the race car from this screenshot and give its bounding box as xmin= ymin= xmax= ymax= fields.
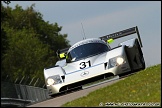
xmin=44 ymin=26 xmax=145 ymax=96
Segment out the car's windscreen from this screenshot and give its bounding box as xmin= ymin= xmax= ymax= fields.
xmin=66 ymin=43 xmax=110 ymax=63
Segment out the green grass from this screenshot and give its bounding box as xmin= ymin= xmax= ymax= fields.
xmin=62 ymin=64 xmax=161 ymax=107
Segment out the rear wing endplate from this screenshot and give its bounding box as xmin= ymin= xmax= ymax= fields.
xmin=99 ymin=26 xmax=143 ymax=47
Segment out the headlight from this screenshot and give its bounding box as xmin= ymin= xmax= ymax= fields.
xmin=47 ymin=78 xmax=55 ymax=85
xmin=47 ymin=75 xmax=62 ymax=85
xmin=108 ymin=56 xmax=125 ymax=69
xmin=116 ymin=57 xmax=124 ymax=65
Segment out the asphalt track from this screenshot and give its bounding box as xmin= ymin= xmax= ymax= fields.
xmin=27 ymin=75 xmax=126 ymax=107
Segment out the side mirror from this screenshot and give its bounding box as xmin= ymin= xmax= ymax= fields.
xmin=107 ymin=38 xmax=114 ymax=44
xmin=59 ymin=53 xmax=66 ymax=59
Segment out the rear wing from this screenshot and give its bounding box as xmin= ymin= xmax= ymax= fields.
xmin=99 ymin=26 xmax=143 ymax=47
xmin=56 ymin=47 xmax=70 ymax=60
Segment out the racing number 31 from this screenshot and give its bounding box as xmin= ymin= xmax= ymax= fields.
xmin=80 ymin=60 xmax=91 ymax=69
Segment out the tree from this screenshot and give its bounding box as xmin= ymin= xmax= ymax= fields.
xmin=2 ymin=1 xmax=11 ymax=5
xmin=1 ymin=1 xmax=11 ymax=56
xmin=2 ymin=28 xmax=52 ymax=80
xmin=1 ymin=3 xmax=70 ymax=84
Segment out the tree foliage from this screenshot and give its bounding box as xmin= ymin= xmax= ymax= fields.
xmin=1 ymin=3 xmax=70 ymax=85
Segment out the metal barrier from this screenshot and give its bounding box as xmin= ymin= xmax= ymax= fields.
xmin=1 ymin=98 xmax=32 ymax=107
xmin=1 ymin=81 xmax=50 ymax=107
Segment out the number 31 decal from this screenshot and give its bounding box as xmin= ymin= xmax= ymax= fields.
xmin=80 ymin=60 xmax=91 ymax=69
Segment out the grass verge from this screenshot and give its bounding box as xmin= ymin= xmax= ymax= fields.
xmin=62 ymin=64 xmax=161 ymax=107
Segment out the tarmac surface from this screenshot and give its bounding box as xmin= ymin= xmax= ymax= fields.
xmin=27 ymin=76 xmax=123 ymax=107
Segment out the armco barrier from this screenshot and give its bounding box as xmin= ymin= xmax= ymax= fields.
xmin=1 ymin=98 xmax=32 ymax=107
xmin=1 ymin=81 xmax=50 ymax=107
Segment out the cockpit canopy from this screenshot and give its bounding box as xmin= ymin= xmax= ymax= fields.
xmin=66 ymin=42 xmax=110 ymax=63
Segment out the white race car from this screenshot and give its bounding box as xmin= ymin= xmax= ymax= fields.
xmin=44 ymin=26 xmax=145 ymax=96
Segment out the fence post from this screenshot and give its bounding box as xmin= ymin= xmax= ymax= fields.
xmin=29 ymin=77 xmax=35 ymax=86
xmin=14 ymin=77 xmax=19 ymax=83
xmin=19 ymin=76 xmax=25 ymax=84
xmin=34 ymin=78 xmax=39 ymax=87
xmin=24 ymin=76 xmax=29 ymax=85
xmin=5 ymin=75 xmax=8 ymax=81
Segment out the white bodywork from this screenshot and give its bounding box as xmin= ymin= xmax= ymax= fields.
xmin=44 ymin=38 xmax=134 ymax=95
xmin=44 ymin=26 xmax=145 ymax=96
